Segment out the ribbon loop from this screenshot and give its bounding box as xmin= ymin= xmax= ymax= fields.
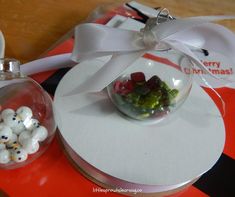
xmin=70 ymin=14 xmax=235 ymax=96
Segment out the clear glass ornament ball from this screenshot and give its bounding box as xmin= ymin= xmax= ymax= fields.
xmin=107 ymin=49 xmax=193 ymax=124
xmin=0 ymin=58 xmax=56 ymax=169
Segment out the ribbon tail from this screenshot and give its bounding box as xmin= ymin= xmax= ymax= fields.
xmin=20 ymin=53 xmax=75 ymax=75
xmin=163 ymin=40 xmax=227 ymax=116
xmin=198 ymin=73 xmax=226 ymax=117
xmin=64 ymin=51 xmax=145 ymax=96
xmin=165 ymin=23 xmax=235 ymax=64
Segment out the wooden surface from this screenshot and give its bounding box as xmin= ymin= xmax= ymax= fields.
xmin=0 ymin=0 xmax=235 ymax=63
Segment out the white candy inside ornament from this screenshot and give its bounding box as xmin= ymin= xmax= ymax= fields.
xmin=32 ymin=126 xmax=48 ymax=142
xmin=0 ymin=107 xmax=50 ymax=165
xmin=0 ymin=107 xmax=49 ymax=165
xmin=24 ymin=118 xmax=39 ymax=131
xmin=1 ymin=109 xmax=15 ymax=120
xmin=2 ymin=113 xmax=18 ymax=128
xmin=12 ymin=122 xmax=25 ymax=135
xmin=0 ymin=149 xmax=10 ymax=164
xmin=3 ymin=113 xmax=25 ymax=135
xmin=7 ymin=133 xmax=18 ymax=144
xmin=11 ymin=148 xmax=28 ymax=163
xmin=21 ymin=138 xmax=39 ymax=154
xmin=6 ymin=133 xmax=19 ymax=149
xmin=0 ymin=124 xmax=12 ymax=143
xmin=16 ymin=106 xmax=33 ymax=121
xmin=0 ymin=143 xmax=6 ymax=150
xmin=18 ymin=130 xmax=31 ymax=145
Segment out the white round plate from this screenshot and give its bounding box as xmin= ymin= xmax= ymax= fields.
xmin=54 ymin=57 xmax=225 ymax=193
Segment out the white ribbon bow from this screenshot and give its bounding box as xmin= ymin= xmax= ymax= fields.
xmin=69 ymin=15 xmax=235 ymax=95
